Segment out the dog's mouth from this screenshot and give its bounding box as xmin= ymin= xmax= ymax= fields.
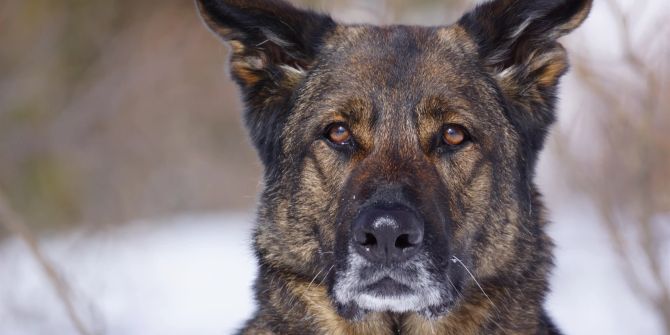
xmin=364 ymin=277 xmax=412 ymax=295
xmin=332 ymin=249 xmax=454 ymax=319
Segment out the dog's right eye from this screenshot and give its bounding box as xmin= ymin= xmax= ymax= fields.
xmin=441 ymin=124 xmax=470 ymax=147
xmin=325 ymin=123 xmax=353 ymax=147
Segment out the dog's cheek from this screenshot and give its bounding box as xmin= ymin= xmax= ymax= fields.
xmin=454 ymin=156 xmax=528 ymax=280
xmin=433 ymin=149 xmax=489 ymax=242
xmin=291 ymin=143 xmax=351 ymax=256
xmin=434 ymin=152 xmax=521 ymax=280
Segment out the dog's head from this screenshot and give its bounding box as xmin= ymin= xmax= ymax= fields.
xmin=198 ymin=0 xmax=591 ymax=320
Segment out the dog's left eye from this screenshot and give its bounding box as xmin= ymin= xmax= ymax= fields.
xmin=325 ymin=123 xmax=353 ymax=146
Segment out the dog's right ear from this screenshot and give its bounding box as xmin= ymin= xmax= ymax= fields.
xmin=196 ymin=0 xmax=335 ymax=165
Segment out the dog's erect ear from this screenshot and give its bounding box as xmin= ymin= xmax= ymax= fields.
xmin=196 ymin=0 xmax=336 ymax=166
xmin=459 ymin=0 xmax=592 ymax=150
xmin=197 ymin=0 xmax=335 ymax=89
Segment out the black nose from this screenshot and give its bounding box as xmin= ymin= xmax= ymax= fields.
xmin=351 ymin=204 xmax=424 ymax=264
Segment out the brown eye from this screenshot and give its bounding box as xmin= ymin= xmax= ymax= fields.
xmin=326 ymin=124 xmax=352 ymax=145
xmin=442 ymin=124 xmax=467 ymax=146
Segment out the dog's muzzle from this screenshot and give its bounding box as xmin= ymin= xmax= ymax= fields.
xmin=332 ymin=202 xmax=447 ymax=317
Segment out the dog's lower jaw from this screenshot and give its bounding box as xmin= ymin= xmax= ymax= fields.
xmin=245 ymin=238 xmax=557 ymax=335
xmin=242 ymin=265 xmax=557 ymax=335
xmin=333 ymin=293 xmax=452 ymax=321
xmin=334 ymin=301 xmax=453 ymax=323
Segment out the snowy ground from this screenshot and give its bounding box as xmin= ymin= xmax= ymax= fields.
xmin=0 ymin=206 xmax=664 ymax=335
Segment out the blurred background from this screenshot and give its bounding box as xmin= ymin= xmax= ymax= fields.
xmin=0 ymin=0 xmax=668 ymax=334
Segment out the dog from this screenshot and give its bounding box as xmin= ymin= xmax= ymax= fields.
xmin=196 ymin=0 xmax=591 ymax=333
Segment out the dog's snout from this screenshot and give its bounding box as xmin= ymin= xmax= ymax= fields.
xmin=352 ymin=205 xmax=424 ymax=263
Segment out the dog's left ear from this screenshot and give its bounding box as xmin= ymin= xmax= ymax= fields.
xmin=459 ymin=0 xmax=592 ymax=149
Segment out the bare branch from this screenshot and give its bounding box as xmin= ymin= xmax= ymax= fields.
xmin=0 ymin=191 xmax=93 ymax=335
xmin=562 ymin=0 xmax=670 ymax=331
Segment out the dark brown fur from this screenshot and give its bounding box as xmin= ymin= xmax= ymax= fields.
xmin=196 ymin=0 xmax=592 ymax=334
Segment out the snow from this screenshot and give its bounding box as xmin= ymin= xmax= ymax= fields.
xmin=0 ymin=208 xmax=664 ymax=334
xmin=546 ymin=202 xmax=664 ymax=335
xmin=0 ymin=214 xmax=257 ymax=335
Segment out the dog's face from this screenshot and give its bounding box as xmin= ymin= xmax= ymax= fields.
xmin=296 ymin=26 xmax=522 ymax=318
xmin=198 ymin=0 xmax=591 ymax=320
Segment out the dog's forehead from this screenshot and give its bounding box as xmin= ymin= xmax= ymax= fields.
xmin=320 ymin=24 xmax=479 ymax=84
xmin=303 ymin=24 xmax=488 ymax=115
xmin=297 ymin=24 xmax=493 ymax=130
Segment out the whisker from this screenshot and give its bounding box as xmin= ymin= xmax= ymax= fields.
xmin=445 ymin=274 xmax=463 ymax=299
xmin=286 ymin=265 xmax=328 ymax=316
xmin=450 ymin=256 xmax=494 ymax=307
xmin=451 ymin=256 xmax=508 ymax=333
xmin=306 ymin=265 xmax=327 ymax=291
xmin=289 ymin=263 xmax=335 ymax=317
xmin=318 ymin=264 xmax=335 ymax=286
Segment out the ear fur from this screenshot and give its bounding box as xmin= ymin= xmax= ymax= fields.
xmin=196 ymin=0 xmax=336 ymax=166
xmin=459 ymin=0 xmax=592 ymax=152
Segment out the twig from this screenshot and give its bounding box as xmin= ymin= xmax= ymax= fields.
xmin=0 ymin=191 xmax=93 ymax=335
xmin=566 ymin=0 xmax=670 ymax=331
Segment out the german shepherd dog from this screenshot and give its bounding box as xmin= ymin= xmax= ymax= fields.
xmin=197 ymin=0 xmax=591 ymax=333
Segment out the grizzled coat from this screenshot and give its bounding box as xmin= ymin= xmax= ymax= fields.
xmin=196 ymin=0 xmax=591 ymax=334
